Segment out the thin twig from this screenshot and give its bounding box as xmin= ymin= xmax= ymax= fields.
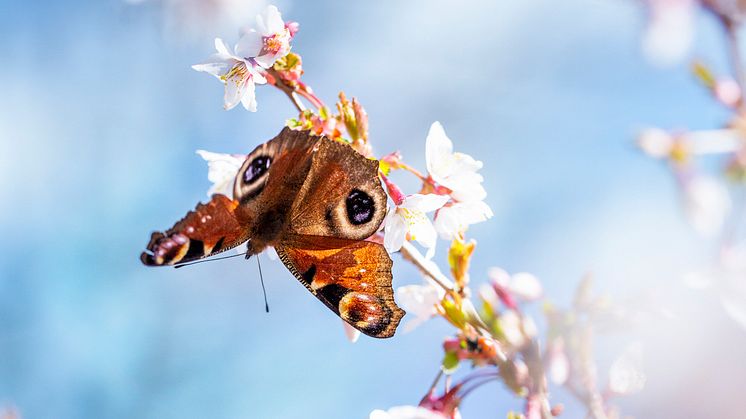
xmin=266 ymin=68 xmax=305 ymax=112
xmin=399 ymin=241 xmax=454 ymax=292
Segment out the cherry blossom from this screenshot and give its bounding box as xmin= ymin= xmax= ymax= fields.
xmin=192 ymin=38 xmax=267 ymax=111
xmin=608 ymin=342 xmax=646 ymax=395
xmin=195 ymin=150 xmax=245 ymax=197
xmin=425 ymin=122 xmax=486 ymax=202
xmin=235 ymin=5 xmax=293 ymax=69
xmin=642 ymin=0 xmax=695 ymax=66
xmin=434 ymin=201 xmax=493 ymax=240
xmin=383 ymin=190 xmax=449 ymax=258
xmin=488 ymin=267 xmax=543 ymax=310
xmin=396 ymin=278 xmax=445 ymax=332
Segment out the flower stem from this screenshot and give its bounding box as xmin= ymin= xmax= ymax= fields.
xmin=399 ymin=241 xmax=454 ymax=293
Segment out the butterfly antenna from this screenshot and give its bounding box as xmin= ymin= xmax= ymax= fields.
xmin=174 ymin=251 xmax=247 ymax=268
xmin=256 ymin=255 xmax=270 ymax=313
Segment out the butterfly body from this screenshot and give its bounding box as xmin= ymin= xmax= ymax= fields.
xmin=141 ymin=128 xmax=405 ymax=338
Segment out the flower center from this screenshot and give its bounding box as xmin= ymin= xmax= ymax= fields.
xmin=261 ymin=30 xmax=289 ymax=56
xmin=220 ymin=62 xmax=250 ymax=85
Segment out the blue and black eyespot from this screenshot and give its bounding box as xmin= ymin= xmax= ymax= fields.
xmin=244 ymin=155 xmax=272 ymax=184
xmin=346 ymin=189 xmax=374 ymax=225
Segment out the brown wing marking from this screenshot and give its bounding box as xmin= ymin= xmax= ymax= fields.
xmin=141 ymin=194 xmax=250 ymax=266
xmin=276 ymin=234 xmax=405 ymax=338
xmin=288 ymin=137 xmax=388 ymax=241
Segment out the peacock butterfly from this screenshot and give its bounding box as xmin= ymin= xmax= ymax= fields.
xmin=141 ymin=128 xmax=405 ymax=338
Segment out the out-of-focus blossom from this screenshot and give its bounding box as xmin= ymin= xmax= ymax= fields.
xmin=434 ymin=201 xmax=493 ymax=240
xmin=236 ymin=5 xmax=292 ymax=69
xmin=196 ymin=150 xmax=245 ymax=197
xmin=499 ymin=309 xmax=536 ymax=348
xmin=192 ymin=38 xmax=267 ymax=111
xmin=488 ymin=267 xmax=543 ymax=310
xmin=608 ymin=342 xmax=646 ymax=395
xmin=383 ymin=193 xmax=449 ymax=258
xmin=546 ymin=338 xmax=570 ymax=385
xmin=638 ymin=128 xmax=741 ymax=159
xmin=637 ymin=128 xmax=676 ymax=158
xmin=426 ymin=122 xmax=486 ymax=202
xmin=370 ymin=406 xmax=447 ymax=419
xmin=125 ymin=0 xmax=268 ymax=38
xmin=342 ymin=320 xmax=361 ymax=343
xmin=642 ymin=0 xmax=696 ymax=67
xmin=714 ymin=78 xmax=742 ymax=107
xmin=397 ymin=279 xmax=445 ymax=331
xmin=683 ymin=175 xmax=731 ymax=236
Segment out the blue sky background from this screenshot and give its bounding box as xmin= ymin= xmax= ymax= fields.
xmin=2 ymin=0 xmax=746 ymax=417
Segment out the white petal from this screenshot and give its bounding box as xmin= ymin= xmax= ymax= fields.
xmin=235 ymin=30 xmax=264 ymax=59
xmin=608 ymin=342 xmax=646 ymax=395
xmin=500 ymin=310 xmax=525 ymax=347
xmin=383 ymin=212 xmax=407 ymax=253
xmin=637 ymin=128 xmax=673 ymax=158
xmin=548 ymin=341 xmax=570 ymax=385
xmin=397 ymin=282 xmax=441 ymax=331
xmin=434 ymin=206 xmax=461 ymax=240
xmin=196 ymin=150 xmax=245 ymax=198
xmin=400 ymin=194 xmax=449 ymax=213
xmin=442 ymin=171 xmax=486 ymax=202
xmin=408 ymin=215 xmax=438 ymax=252
xmin=214 ymin=37 xmax=232 ymax=56
xmin=342 ymin=321 xmax=361 ymax=343
xmin=240 ymin=84 xmax=258 ymax=112
xmin=425 ymin=121 xmax=454 ymax=184
xmin=509 ymin=272 xmax=542 ymax=301
xmin=254 ymin=52 xmax=279 ymax=69
xmin=642 ymin=0 xmax=694 ymax=67
xmin=263 ymin=5 xmax=285 ymax=34
xmin=487 ymin=267 xmax=511 ymax=288
xmin=192 ymin=54 xmax=234 ymax=79
xmin=683 ymin=176 xmax=731 ymax=237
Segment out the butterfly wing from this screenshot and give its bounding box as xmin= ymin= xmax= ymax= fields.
xmin=141 ymin=194 xmax=251 ymax=266
xmin=288 ymin=136 xmax=388 ymax=241
xmin=276 ymin=234 xmax=404 ymax=338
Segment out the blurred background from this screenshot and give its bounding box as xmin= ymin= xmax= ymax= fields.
xmin=2 ymin=0 xmax=745 ymax=417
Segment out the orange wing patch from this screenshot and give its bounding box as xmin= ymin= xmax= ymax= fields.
xmin=141 ymin=194 xmax=250 ymax=266
xmin=276 ymin=235 xmax=405 ymax=338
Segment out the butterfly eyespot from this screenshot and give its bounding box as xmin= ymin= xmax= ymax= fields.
xmin=345 ymin=189 xmax=374 ymax=225
xmin=243 ymin=155 xmax=272 ymax=184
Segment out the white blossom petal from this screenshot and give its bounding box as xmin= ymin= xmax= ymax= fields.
xmin=342 ymin=321 xmax=361 ymax=343
xmin=683 ymin=176 xmax=731 ymax=237
xmin=196 ymin=150 xmax=245 ymax=198
xmin=434 ymin=201 xmax=493 ymax=239
xmin=509 ymin=273 xmax=542 ymax=301
xmin=642 ymin=0 xmax=695 ymax=67
xmin=408 ymin=215 xmax=438 ymax=257
xmin=608 ymin=342 xmax=646 ymax=395
xmin=234 ymin=30 xmax=264 ymax=59
xmin=400 ymin=193 xmax=449 ymax=213
xmin=383 ymin=211 xmax=407 ymax=253
xmin=637 ymin=128 xmax=674 ymax=158
xmin=263 ymin=5 xmax=285 ymax=34
xmin=397 ymin=281 xmax=443 ymax=332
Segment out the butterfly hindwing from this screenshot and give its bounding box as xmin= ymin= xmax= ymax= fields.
xmin=141 ymin=194 xmax=250 ymax=266
xmin=276 ymin=234 xmax=405 ymax=338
